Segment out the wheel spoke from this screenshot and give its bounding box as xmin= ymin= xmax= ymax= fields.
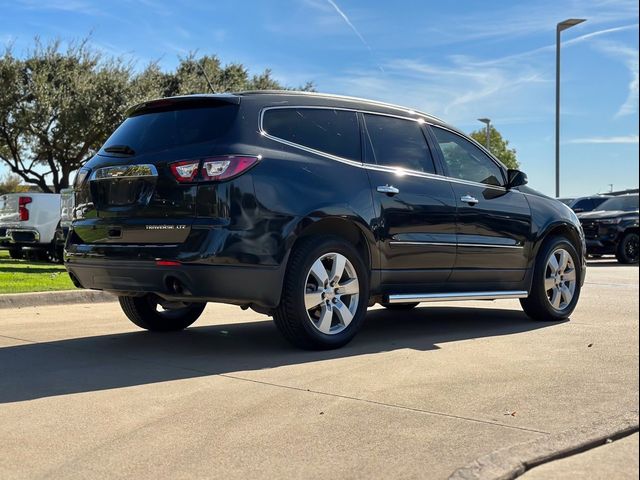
xmin=309 ymin=258 xmax=329 ymax=285
xmin=329 ymin=254 xmax=346 ymax=283
xmin=317 ymin=305 xmax=333 ymax=334
xmin=560 ymin=284 xmax=573 ymax=305
xmin=558 ymin=250 xmax=569 ymax=273
xmin=563 ymin=269 xmax=576 ymax=282
xmin=304 ymin=290 xmax=324 ymax=310
xmin=544 ymin=276 xmax=556 ymax=291
xmin=548 ymin=254 xmax=559 ymax=274
xmin=336 ymin=278 xmax=359 ymax=296
xmin=550 ymin=287 xmax=562 ymax=309
xmin=334 ymin=299 xmax=354 ymax=327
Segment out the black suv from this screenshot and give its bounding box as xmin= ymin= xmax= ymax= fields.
xmin=578 ymin=194 xmax=639 ymax=264
xmin=569 ymin=195 xmax=612 ymax=213
xmin=65 ymin=92 xmax=586 ymax=349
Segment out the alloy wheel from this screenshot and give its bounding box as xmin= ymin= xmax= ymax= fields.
xmin=304 ymin=252 xmax=360 ymax=335
xmin=544 ymin=248 xmax=577 ymax=311
xmin=624 ymin=234 xmax=639 ymax=263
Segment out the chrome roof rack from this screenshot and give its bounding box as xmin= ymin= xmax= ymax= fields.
xmin=236 ymin=90 xmax=446 ymax=124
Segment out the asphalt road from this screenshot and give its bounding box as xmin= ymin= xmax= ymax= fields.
xmin=1 ymin=260 xmax=638 ymax=479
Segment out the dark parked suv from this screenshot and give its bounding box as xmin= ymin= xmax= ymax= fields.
xmin=65 ymin=91 xmax=586 ymax=349
xmin=578 ymin=194 xmax=639 ymax=264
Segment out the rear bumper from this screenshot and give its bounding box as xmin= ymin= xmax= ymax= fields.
xmin=0 ymin=226 xmax=41 ymax=246
xmin=65 ymin=258 xmax=285 ymax=309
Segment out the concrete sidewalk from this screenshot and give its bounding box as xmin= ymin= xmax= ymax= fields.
xmin=522 ymin=433 xmax=639 ymax=479
xmin=0 ymin=263 xmax=637 ymax=479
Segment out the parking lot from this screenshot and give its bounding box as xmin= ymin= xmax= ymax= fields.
xmin=0 ymin=260 xmax=637 ymax=479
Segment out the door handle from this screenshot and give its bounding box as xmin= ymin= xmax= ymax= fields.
xmin=461 ymin=194 xmax=479 ymax=205
xmin=377 ymin=185 xmax=400 ymax=195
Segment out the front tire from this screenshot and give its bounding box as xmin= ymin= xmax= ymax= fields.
xmin=119 ymin=295 xmax=206 ymax=332
xmin=274 ymin=235 xmax=369 ymax=350
xmin=520 ymin=237 xmax=582 ymax=321
xmin=615 ymin=232 xmax=639 ymax=264
xmin=8 ymin=248 xmax=23 ymax=260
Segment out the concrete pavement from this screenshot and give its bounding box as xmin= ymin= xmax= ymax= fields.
xmin=0 ymin=261 xmax=637 ymax=479
xmin=522 ymin=433 xmax=639 ymax=479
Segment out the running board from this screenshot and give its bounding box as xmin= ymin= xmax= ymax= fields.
xmin=386 ymin=291 xmax=528 ymax=304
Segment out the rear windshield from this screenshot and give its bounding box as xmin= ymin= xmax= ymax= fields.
xmin=101 ymin=105 xmax=238 ymax=156
xmin=597 ymin=195 xmax=639 ymax=212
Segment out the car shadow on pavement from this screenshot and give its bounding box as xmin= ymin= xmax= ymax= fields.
xmin=0 ymin=306 xmax=564 ymax=404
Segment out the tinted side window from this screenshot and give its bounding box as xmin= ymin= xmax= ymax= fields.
xmin=363 ymin=114 xmax=436 ymax=174
xmin=432 ymin=126 xmax=504 ymax=186
xmin=262 ymin=108 xmax=360 ymax=161
xmin=571 ymin=199 xmax=593 ymax=212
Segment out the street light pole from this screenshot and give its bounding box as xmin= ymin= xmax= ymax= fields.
xmin=556 ymin=18 xmax=586 ymax=198
xmin=478 ymin=118 xmax=491 ymax=151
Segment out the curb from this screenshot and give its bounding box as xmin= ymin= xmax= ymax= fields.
xmin=0 ymin=290 xmax=117 ymax=309
xmin=449 ymin=411 xmax=639 ymax=480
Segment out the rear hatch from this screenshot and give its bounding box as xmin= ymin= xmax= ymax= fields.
xmin=73 ymin=96 xmax=240 ymax=244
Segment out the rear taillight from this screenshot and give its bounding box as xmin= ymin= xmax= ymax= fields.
xmin=74 ymin=168 xmax=90 ymax=188
xmin=170 ymin=160 xmax=200 ymax=183
xmin=169 ymin=156 xmax=260 ymax=183
xmin=18 ymin=196 xmax=32 ymax=221
xmin=201 ymin=156 xmax=260 ymax=181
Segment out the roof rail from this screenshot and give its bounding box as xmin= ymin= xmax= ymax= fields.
xmin=236 ymin=90 xmax=446 ymax=124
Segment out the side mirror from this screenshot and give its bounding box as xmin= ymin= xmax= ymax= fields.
xmin=507 ymin=169 xmax=528 ymax=188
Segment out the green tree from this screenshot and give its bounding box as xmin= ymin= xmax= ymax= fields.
xmin=0 ymin=173 xmax=29 ymax=195
xmin=0 ymin=40 xmax=139 ymax=192
xmin=166 ymin=53 xmax=314 ymax=96
xmin=469 ymin=126 xmax=519 ymax=169
xmin=0 ymin=40 xmax=313 ymax=193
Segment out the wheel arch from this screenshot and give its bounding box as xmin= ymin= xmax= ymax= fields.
xmin=531 ymin=222 xmax=586 ymax=285
xmin=290 ymin=216 xmax=376 ymax=272
xmin=535 ymin=222 xmax=584 ymax=258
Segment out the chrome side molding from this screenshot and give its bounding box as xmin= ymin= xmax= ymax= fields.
xmin=386 ymin=291 xmax=528 ymax=304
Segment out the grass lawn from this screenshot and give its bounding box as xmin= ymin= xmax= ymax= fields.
xmin=0 ymin=249 xmax=76 ymax=294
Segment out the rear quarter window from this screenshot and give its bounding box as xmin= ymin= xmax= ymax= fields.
xmin=262 ymin=108 xmax=361 ymax=161
xmin=101 ymin=104 xmax=238 ymax=156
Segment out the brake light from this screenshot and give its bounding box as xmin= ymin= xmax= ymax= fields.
xmin=170 ymin=160 xmax=200 ymax=183
xmin=18 ymin=196 xmax=32 ymax=221
xmin=169 ymin=156 xmax=260 ymax=183
xmin=156 ymin=260 xmax=181 ymax=266
xmin=201 ymin=156 xmax=260 ymax=181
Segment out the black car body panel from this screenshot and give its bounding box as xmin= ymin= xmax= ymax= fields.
xmin=65 ymin=92 xmax=587 ymax=310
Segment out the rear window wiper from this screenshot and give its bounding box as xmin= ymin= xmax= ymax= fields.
xmin=103 ymin=145 xmax=136 ymax=156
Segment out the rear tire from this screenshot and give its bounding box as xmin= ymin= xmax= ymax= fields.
xmin=274 ymin=235 xmax=369 ymax=350
xmin=615 ymin=232 xmax=639 ymax=264
xmin=380 ymin=302 xmax=419 ymax=311
xmin=8 ymin=248 xmax=23 ymax=260
xmin=520 ymin=236 xmax=582 ymax=322
xmin=119 ymin=295 xmax=206 ymax=332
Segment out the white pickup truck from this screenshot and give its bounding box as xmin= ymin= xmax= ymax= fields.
xmin=0 ymin=192 xmax=61 ymax=260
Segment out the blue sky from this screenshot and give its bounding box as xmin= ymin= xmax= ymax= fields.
xmin=1 ymin=0 xmax=638 ymax=197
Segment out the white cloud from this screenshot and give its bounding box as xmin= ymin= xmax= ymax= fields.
xmin=568 ymin=135 xmax=639 ymax=144
xmin=592 ymin=40 xmax=639 ymax=117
